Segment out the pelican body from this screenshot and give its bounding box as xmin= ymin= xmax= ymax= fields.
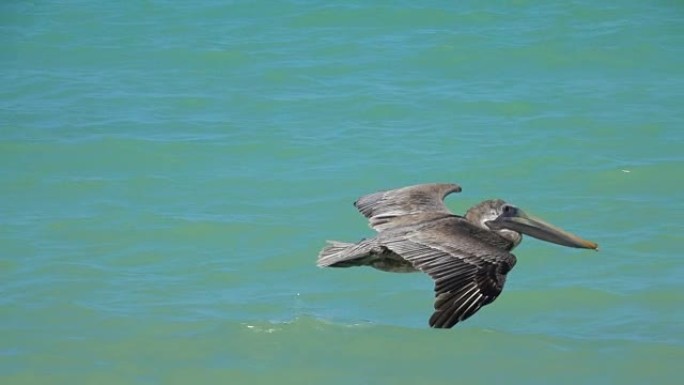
xmin=316 ymin=183 xmax=598 ymax=328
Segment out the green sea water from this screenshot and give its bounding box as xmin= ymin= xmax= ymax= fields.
xmin=2 ymin=1 xmax=683 ymax=384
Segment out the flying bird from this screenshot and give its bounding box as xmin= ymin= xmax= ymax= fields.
xmin=316 ymin=183 xmax=598 ymax=328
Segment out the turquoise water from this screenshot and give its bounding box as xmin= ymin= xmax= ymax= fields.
xmin=2 ymin=1 xmax=683 ymax=384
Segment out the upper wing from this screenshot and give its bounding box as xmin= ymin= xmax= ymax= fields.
xmin=382 ymin=217 xmax=517 ymax=328
xmin=353 ymin=183 xmax=462 ymax=231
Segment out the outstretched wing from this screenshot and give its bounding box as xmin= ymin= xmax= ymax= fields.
xmin=354 ymin=183 xmax=462 ymax=231
xmin=382 ymin=216 xmax=517 ymax=328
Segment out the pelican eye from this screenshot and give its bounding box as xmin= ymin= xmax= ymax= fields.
xmin=502 ymin=205 xmax=516 ymax=216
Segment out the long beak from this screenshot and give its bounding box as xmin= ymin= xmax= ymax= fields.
xmin=494 ymin=209 xmax=599 ymax=250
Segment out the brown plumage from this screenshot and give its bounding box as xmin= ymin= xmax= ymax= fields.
xmin=316 ymin=183 xmax=598 ymax=328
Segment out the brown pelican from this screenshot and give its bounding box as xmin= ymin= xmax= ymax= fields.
xmin=316 ymin=183 xmax=598 ymax=328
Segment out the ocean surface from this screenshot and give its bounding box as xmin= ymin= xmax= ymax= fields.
xmin=2 ymin=1 xmax=683 ymax=384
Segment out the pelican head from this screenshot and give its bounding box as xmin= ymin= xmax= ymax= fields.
xmin=466 ymin=199 xmax=598 ymax=250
